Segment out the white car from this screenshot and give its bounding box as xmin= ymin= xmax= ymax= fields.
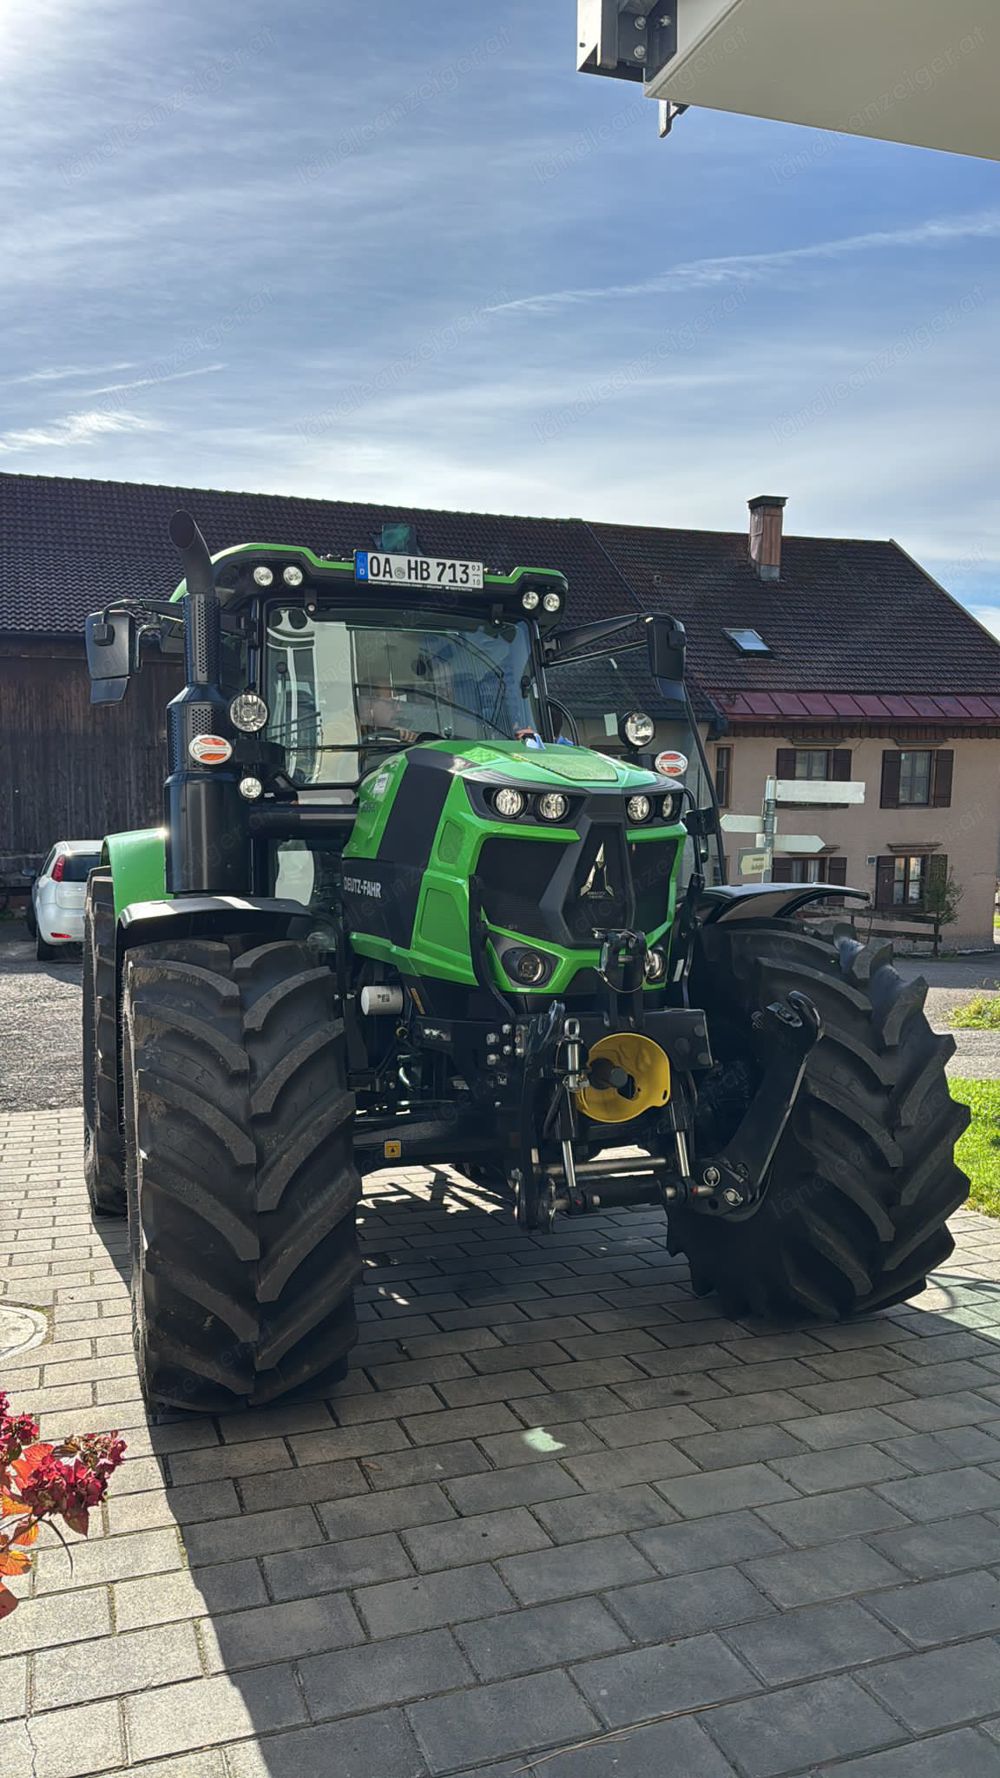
xmin=26 ymin=840 xmax=102 ymax=960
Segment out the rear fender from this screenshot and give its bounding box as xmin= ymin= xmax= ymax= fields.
xmin=103 ymin=829 xmax=168 ymax=920
xmin=696 ymin=884 xmax=868 ymax=924
xmin=118 ymin=895 xmax=317 ymax=955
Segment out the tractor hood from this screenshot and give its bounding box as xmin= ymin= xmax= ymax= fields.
xmin=416 ymin=739 xmax=662 ymax=793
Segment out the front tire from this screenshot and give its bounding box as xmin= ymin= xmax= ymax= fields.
xmin=122 ymin=935 xmax=361 ymax=1411
xmin=82 ymin=873 xmax=127 ymax=1215
xmin=670 ymin=924 xmax=970 ymax=1320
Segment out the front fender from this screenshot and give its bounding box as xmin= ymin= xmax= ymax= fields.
xmin=696 ymin=883 xmax=868 ymax=924
xmin=103 ymin=828 xmax=167 ymax=920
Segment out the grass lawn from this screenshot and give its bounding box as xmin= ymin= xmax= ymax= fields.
xmin=951 ymin=1078 xmax=1000 ymax=1218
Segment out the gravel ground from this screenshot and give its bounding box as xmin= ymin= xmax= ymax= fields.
xmin=0 ymin=922 xmax=996 ymax=1114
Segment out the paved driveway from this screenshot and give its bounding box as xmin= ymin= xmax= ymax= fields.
xmin=3 ymin=1109 xmax=1000 ymax=1777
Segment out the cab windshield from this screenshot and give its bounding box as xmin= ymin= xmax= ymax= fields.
xmin=264 ymin=605 xmax=540 ymax=786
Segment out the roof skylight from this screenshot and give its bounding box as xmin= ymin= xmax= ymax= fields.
xmin=724 ymin=627 xmax=771 ymax=654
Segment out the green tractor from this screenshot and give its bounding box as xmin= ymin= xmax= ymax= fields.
xmin=82 ymin=513 xmax=968 ymax=1411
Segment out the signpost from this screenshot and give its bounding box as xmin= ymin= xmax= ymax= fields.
xmin=722 ymin=777 xmax=866 ymax=882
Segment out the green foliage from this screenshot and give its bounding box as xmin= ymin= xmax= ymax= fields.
xmin=951 ymin=992 xmax=1000 ymax=1030
xmin=951 ymin=1078 xmax=1000 ymax=1219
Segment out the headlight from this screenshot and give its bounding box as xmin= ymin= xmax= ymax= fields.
xmin=644 ymin=948 xmax=666 ymax=982
xmin=626 ymin=793 xmax=652 ymax=823
xmin=492 ymin=787 xmax=526 ymax=819
xmin=503 ymin=947 xmax=552 ymax=986
xmin=622 ymin=711 xmax=655 ymax=749
xmin=282 ymin=564 xmax=304 ymax=587
xmin=542 ymin=591 xmax=562 ymax=614
xmin=536 ymin=791 xmax=569 ymax=822
xmin=252 ymin=565 xmax=274 ymax=587
xmin=238 ymin=775 xmax=263 ymax=801
xmin=521 ymin=590 xmax=539 ymax=611
xmin=229 ymin=691 xmax=269 ymax=733
xmin=661 ymin=791 xmax=684 ymax=823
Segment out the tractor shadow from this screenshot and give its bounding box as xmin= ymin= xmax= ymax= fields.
xmin=68 ymin=1168 xmax=1000 ymax=1775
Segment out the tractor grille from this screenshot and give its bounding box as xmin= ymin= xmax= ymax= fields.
xmin=565 ymin=825 xmax=629 ymax=940
xmin=629 ymin=839 xmax=679 ymax=932
xmin=477 ymin=838 xmax=559 ymax=941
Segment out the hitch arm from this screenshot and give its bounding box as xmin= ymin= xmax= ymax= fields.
xmin=692 ymin=991 xmax=822 ymax=1212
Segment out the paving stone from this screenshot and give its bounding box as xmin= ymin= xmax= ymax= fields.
xmin=407 ymin=1669 xmax=599 ymax=1774
xmin=435 ymin=1368 xmax=549 ymax=1407
xmin=367 ymin=1352 xmax=474 ymax=1388
xmin=299 ymin=1627 xmax=473 ymax=1719
xmin=286 ymin=1421 xmax=411 ymax=1466
xmin=0 ymin=1698 xmax=124 ymax=1778
xmin=706 ymin=1674 xmax=900 ymax=1776
xmin=633 ymin=1508 xmax=786 ymax=1576
xmin=0 ymin=1584 xmax=110 ymax=1654
xmin=585 ymin=1404 xmax=712 ymax=1446
xmin=33 ymin=1524 xmax=183 ymax=1592
xmin=767 ymin=1443 xmax=908 ymax=1493
xmin=401 ymin=1403 xmax=521 ymax=1445
xmin=891 ymin=1359 xmax=998 ymax=1396
xmin=878 ymin=1425 xmax=1000 ymax=1473
xmin=264 ymin=1531 xmax=414 ymax=1601
xmin=608 ymin=1564 xmax=774 ymax=1641
xmin=675 ymin=1424 xmax=807 ymax=1470
xmin=656 ymin=1461 xmax=798 ymax=1519
xmin=0 ymin=1656 xmax=25 ymax=1723
xmin=475 ymin=1421 xmax=602 ymax=1468
xmin=404 ymin=1505 xmax=552 ymax=1571
xmin=357 ymin=1561 xmax=517 ymax=1637
xmin=443 ymin=1461 xmax=581 ymax=1516
xmin=875 ymin=1464 xmax=1000 ymax=1521
xmin=870 ymin=1512 xmax=1000 ymax=1578
xmin=744 ymin=1538 xmax=906 ymax=1608
xmin=533 ymin=1358 xmax=644 ymax=1389
xmin=201 ymin=1592 xmax=364 ymax=1672
xmin=507 ymin=1386 xmax=624 ymax=1425
xmin=783 ymin=1407 xmax=929 ymax=1450
xmin=709 ymin=1359 xmax=820 ymax=1394
xmin=183 ymin=1502 xmax=327 ymax=1567
xmin=880 ymin=1390 xmax=996 ymax=1431
xmin=166 ymin=1437 xmax=293 ymax=1485
xmin=608 ymin=1371 xmax=730 ymax=1409
xmin=823 ymin=1728 xmax=1000 ymax=1778
xmin=559 ymin=1439 xmax=700 ymax=1493
xmin=861 ymin=1636 xmax=1000 ymax=1733
xmin=113 ymin=1558 xmax=268 ymax=1630
xmin=317 ymin=1481 xmax=455 ymax=1541
xmin=866 ymin=1569 xmax=1000 ymax=1645
xmin=34 ymin=1617 xmax=202 ymax=1713
xmin=468 ymin=1340 xmax=571 ymax=1373
xmin=756 ymin=1487 xmax=909 ymax=1547
xmin=456 ymin=1596 xmax=630 ymax=1682
xmin=499 ymin=1534 xmax=657 ymax=1604
xmin=105 ymin=1477 xmax=241 ymax=1534
xmin=789 ymin=1377 xmax=910 ymax=1413
xmin=697 ymin=1390 xmax=815 ymax=1429
xmin=332 ymin=1384 xmax=445 ymax=1423
xmin=521 ymin=1715 xmax=740 ymax=1777
xmin=530 ymin=1483 xmax=676 ymax=1544
xmin=572 ymin=1631 xmax=757 ymax=1728
xmin=224 ymin=1708 xmax=427 ymax=1778
xmin=725 ymin=1596 xmax=904 ymax=1685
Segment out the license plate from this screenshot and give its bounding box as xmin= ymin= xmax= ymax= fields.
xmin=355 ymin=550 xmax=484 ymax=590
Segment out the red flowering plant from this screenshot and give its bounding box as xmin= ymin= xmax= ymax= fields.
xmin=0 ymin=1391 xmax=126 ymax=1617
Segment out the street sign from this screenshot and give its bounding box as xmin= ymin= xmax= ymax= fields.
xmin=739 ymin=850 xmax=769 ymax=877
xmin=721 ymin=814 xmax=762 ymax=833
xmin=773 ymin=835 xmax=825 ymax=854
xmin=774 ymin=780 xmax=865 ymax=805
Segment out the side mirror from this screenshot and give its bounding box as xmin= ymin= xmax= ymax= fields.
xmin=85 ymin=611 xmax=137 ymax=704
xmin=646 ymin=613 xmax=687 ymax=686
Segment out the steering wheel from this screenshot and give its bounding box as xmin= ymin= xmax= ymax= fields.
xmin=365 ymin=729 xmax=439 ymax=746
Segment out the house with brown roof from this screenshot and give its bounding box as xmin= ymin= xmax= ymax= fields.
xmin=1 ymin=472 xmax=998 ymax=947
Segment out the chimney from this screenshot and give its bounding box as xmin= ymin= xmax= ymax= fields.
xmin=748 ymin=495 xmax=787 ymax=581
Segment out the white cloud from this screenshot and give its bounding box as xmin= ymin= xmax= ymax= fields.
xmin=9 ymin=361 xmax=137 ymax=385
xmin=490 ymin=211 xmax=1000 ymax=314
xmin=969 ymin=605 xmax=1000 ymax=642
xmin=84 ymin=363 xmax=225 ymax=396
xmin=0 ymin=409 xmax=158 ymax=453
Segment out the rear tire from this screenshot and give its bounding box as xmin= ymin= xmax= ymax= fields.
xmin=122 ymin=935 xmax=361 ymax=1411
xmin=670 ymin=924 xmax=970 ymax=1320
xmin=83 ymin=873 xmax=127 ymax=1216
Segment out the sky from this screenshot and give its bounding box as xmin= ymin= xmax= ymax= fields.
xmin=1 ymin=0 xmax=999 ymax=639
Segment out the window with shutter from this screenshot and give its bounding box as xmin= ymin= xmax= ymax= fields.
xmin=826 ymin=857 xmax=849 ymax=885
xmin=775 ymin=748 xmax=797 ymax=779
xmin=771 ymin=858 xmax=795 ymax=883
xmin=931 ymin=750 xmax=954 ymax=808
xmin=830 ymin=751 xmax=852 ymax=781
xmin=875 ymin=856 xmax=895 ymax=908
xmin=880 ymin=752 xmax=901 ymax=809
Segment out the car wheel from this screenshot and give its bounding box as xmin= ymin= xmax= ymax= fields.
xmin=35 ymin=931 xmax=56 ymax=961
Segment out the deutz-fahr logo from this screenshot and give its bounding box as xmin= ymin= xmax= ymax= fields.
xmin=343 ymin=875 xmax=382 ymax=899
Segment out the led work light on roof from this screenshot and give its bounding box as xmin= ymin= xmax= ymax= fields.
xmin=252 ymin=565 xmax=274 ymax=587
xmin=521 ymin=589 xmax=540 ymax=611
xmin=542 ymin=591 xmax=562 ymax=614
xmin=282 ymin=565 xmax=304 ymax=588
xmin=229 ymin=692 xmax=269 ymax=733
xmin=621 ymin=711 xmax=655 ymax=749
